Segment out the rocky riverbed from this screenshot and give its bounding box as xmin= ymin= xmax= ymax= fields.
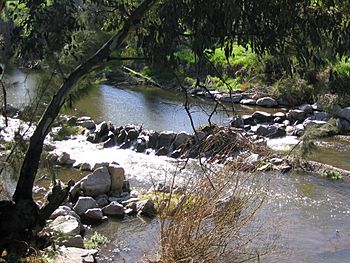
xmin=1 ymin=100 xmax=350 ymax=262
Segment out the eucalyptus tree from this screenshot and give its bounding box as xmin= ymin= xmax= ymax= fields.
xmin=0 ymin=0 xmax=349 ymax=253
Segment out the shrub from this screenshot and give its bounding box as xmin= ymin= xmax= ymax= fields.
xmin=154 ymin=164 xmax=275 ymax=263
xmin=84 ymin=232 xmax=110 ymax=249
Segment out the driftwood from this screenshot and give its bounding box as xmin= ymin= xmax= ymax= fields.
xmin=122 ymin=65 xmax=163 ymax=88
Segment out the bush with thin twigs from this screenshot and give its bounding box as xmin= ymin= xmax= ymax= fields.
xmin=153 ymin=162 xmax=275 ymax=263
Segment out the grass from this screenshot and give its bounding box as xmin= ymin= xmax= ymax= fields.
xmin=321 ymin=170 xmax=343 ymax=180
xmin=334 ymin=57 xmax=350 ymax=78
xmin=51 ymin=123 xmax=83 ymax=141
xmin=84 ymin=232 xmax=110 ymax=249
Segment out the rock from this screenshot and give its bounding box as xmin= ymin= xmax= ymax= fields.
xmin=116 ymin=129 xmax=127 ymax=144
xmin=77 ymin=119 xmax=95 ymax=130
xmin=155 ymin=147 xmax=168 ymax=156
xmin=230 ymin=115 xmax=244 ymax=128
xmin=286 ymin=109 xmax=307 ymax=122
xmin=170 ymin=149 xmax=182 ymax=158
xmin=270 ymin=158 xmax=284 ymax=165
xmin=255 ymin=125 xmax=286 ymax=138
xmin=136 ymin=137 xmax=147 ymax=152
xmin=273 ymin=112 xmax=286 ymax=119
xmin=70 ymin=182 xmax=82 ymax=202
xmin=312 ymin=102 xmax=324 ymax=111
xmin=55 ymin=247 xmax=98 ymax=263
xmin=47 ymin=152 xmax=59 ymax=163
xmin=73 ymin=196 xmax=98 ymax=216
xmin=50 ymin=206 xmax=80 ymax=220
xmin=158 ymin=131 xmax=176 ymax=148
xmin=137 ymin=199 xmax=157 ymax=217
xmin=48 ymin=215 xmax=83 ymax=236
xmin=256 ymin=97 xmax=278 ymax=107
xmin=57 ymin=152 xmax=75 ymax=166
xmin=84 ymin=208 xmax=103 ymax=221
xmin=298 ymin=104 xmax=313 ymax=114
xmin=61 ymin=235 xmax=85 ymax=249
xmin=102 ymin=137 xmax=115 ymax=148
xmin=81 ymin=167 xmax=111 ymax=196
xmin=108 ymin=163 xmax=125 ymax=193
xmin=95 ymin=194 xmax=109 ymax=208
xmin=173 ymin=132 xmax=191 ymax=149
xmin=240 ymin=98 xmax=256 ymax=105
xmin=218 ymin=94 xmax=243 ymax=103
xmin=123 ymin=180 xmax=131 ymax=193
xmin=125 ymin=202 xmax=137 ymax=216
xmin=95 ymin=121 xmax=109 ymax=142
xmin=102 ymin=201 xmax=124 ymax=216
xmin=91 ymin=162 xmax=109 ymax=171
xmin=148 ymin=131 xmax=159 ymax=148
xmin=127 ymin=129 xmax=139 ymax=140
xmin=313 ymin=111 xmax=329 ymax=121
xmin=303 ymin=119 xmax=327 ymax=129
xmin=242 ymin=115 xmax=257 ymax=126
xmin=252 ymin=111 xmax=273 ymax=123
xmin=79 ymin=162 xmax=91 ymax=171
xmin=337 ymin=107 xmax=350 ymax=122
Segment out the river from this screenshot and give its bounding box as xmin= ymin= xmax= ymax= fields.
xmin=3 ymin=69 xmax=350 ymax=262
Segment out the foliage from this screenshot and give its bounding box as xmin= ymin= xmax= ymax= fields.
xmin=84 ymin=232 xmax=110 ymax=249
xmin=273 ymin=78 xmax=314 ymax=105
xmin=321 ymin=170 xmax=343 ymax=180
xmin=51 ymin=123 xmax=83 ymax=141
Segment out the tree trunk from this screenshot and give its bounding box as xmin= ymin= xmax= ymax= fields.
xmin=0 ymin=0 xmax=156 ymax=254
xmin=13 ymin=0 xmax=156 ymax=203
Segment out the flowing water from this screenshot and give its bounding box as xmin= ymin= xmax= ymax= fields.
xmin=2 ymin=69 xmax=350 ymax=262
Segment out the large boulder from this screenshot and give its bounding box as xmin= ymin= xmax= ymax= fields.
xmin=337 ymin=107 xmax=350 ymax=122
xmin=77 ymin=117 xmax=95 ymax=130
xmin=256 ymin=97 xmax=278 ymax=107
xmin=148 ymin=131 xmax=159 ymax=148
xmin=102 ymin=201 xmax=124 ymax=216
xmin=48 ymin=215 xmax=83 ymax=236
xmin=81 ymin=166 xmax=111 ymax=196
xmin=107 ymin=163 xmax=125 ymax=193
xmin=73 ymin=196 xmax=99 ymax=216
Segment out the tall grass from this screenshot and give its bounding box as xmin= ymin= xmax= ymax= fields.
xmin=154 ymin=163 xmax=274 ymax=263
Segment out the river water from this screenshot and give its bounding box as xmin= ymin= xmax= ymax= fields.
xmin=3 ymin=69 xmax=350 ymax=262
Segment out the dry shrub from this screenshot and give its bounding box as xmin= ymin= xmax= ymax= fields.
xmin=154 ymin=163 xmax=274 ymax=263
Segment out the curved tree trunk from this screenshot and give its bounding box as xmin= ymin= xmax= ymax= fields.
xmin=13 ymin=0 xmax=156 ymax=203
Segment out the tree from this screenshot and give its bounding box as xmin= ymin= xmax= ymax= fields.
xmin=0 ymin=0 xmax=349 ymax=254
